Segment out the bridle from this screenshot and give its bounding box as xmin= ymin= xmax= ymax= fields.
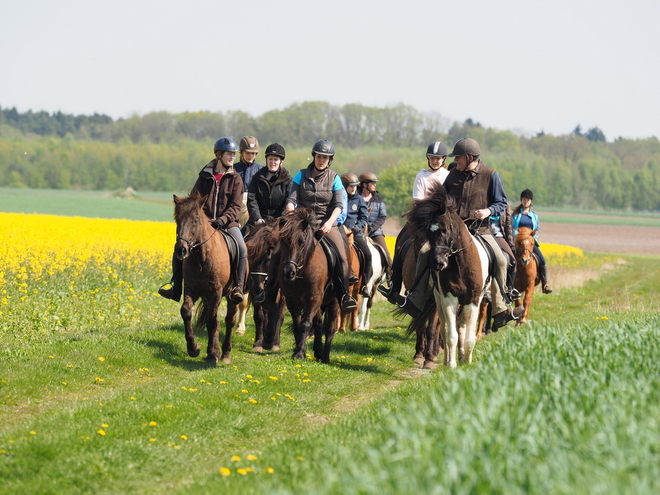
xmin=430 ymin=214 xmax=473 ymax=257
xmin=176 ymin=223 xmax=218 ymax=251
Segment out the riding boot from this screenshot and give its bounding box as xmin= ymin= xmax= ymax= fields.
xmin=506 ymin=265 xmax=520 ymax=301
xmin=230 ymin=257 xmax=247 ymax=304
xmin=360 ymin=262 xmax=373 ymax=298
xmin=158 ymin=254 xmax=183 ymax=302
xmin=377 ymin=256 xmax=402 ymax=302
xmin=539 ymin=262 xmax=553 ymax=293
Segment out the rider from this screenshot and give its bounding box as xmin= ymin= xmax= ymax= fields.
xmin=441 ymin=137 xmax=523 ymax=328
xmin=285 ymin=139 xmax=358 ymax=314
xmin=342 ymin=172 xmax=373 ymax=298
xmin=158 ymin=137 xmax=248 ymax=304
xmin=512 ymin=189 xmax=552 ymax=293
xmin=245 ymin=143 xmax=292 ymax=233
xmin=234 ymin=136 xmax=263 ymax=229
xmin=378 ymin=141 xmax=450 ymax=312
xmin=358 ymin=172 xmax=392 ymax=276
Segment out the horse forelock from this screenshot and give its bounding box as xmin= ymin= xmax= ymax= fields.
xmin=247 ymin=222 xmax=279 ymax=263
xmin=408 ymin=183 xmax=454 ymax=243
xmin=174 ymin=192 xmax=205 ymax=225
xmin=278 ymin=208 xmax=316 ymax=261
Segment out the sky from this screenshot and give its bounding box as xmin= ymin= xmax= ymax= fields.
xmin=2 ymin=0 xmax=659 ymax=140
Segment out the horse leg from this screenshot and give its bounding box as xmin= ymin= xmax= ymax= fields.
xmin=312 ymin=311 xmax=325 ymax=361
xmin=236 ymin=295 xmax=249 ymax=336
xmin=460 ymin=303 xmax=480 ymax=364
xmin=338 ymin=313 xmax=347 ymax=333
xmin=521 ymin=283 xmax=534 ymax=325
xmin=423 ymin=317 xmax=439 ymax=370
xmin=181 ymin=294 xmax=200 ymax=358
xmin=322 ymin=303 xmax=340 ymax=363
xmin=357 ymin=295 xmax=367 ymax=331
xmin=268 ymin=295 xmax=286 ymax=351
xmin=438 ymin=294 xmax=459 ymax=368
xmin=219 ymin=300 xmax=236 ymax=364
xmin=253 ymin=306 xmax=266 ymax=353
xmin=204 ymin=299 xmax=221 ymax=366
xmin=414 ymin=327 xmax=426 ymax=365
xmin=292 ymin=311 xmax=313 ymax=360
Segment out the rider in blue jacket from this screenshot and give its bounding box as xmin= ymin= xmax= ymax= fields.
xmin=512 ymin=189 xmax=552 ymax=293
xmin=342 ymin=173 xmax=373 ymax=298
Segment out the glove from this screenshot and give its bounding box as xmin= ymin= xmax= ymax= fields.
xmin=352 ymin=227 xmax=359 ymax=235
xmin=211 ymin=218 xmax=225 ymax=230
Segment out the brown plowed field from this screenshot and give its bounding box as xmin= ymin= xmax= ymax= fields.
xmin=540 ymin=223 xmax=659 ymax=255
xmin=383 ymin=217 xmax=659 ymax=255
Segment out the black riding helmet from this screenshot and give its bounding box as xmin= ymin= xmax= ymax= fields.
xmin=265 ymin=143 xmax=286 ymax=160
xmin=520 ymin=189 xmax=534 ymax=200
xmin=448 ymin=138 xmax=481 ymax=158
xmin=311 ymin=139 xmax=335 ymax=166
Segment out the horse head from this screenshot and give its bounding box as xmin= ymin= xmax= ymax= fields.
xmin=277 ymin=208 xmax=316 ymax=282
xmin=407 ymin=183 xmax=457 ymax=272
xmin=173 ymin=191 xmax=211 ymax=260
xmin=515 ymin=227 xmax=536 ymax=266
xmin=246 ymin=220 xmax=282 ymax=304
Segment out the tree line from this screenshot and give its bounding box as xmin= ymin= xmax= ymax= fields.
xmin=1 ymin=103 xmax=659 ymax=214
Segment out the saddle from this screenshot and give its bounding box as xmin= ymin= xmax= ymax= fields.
xmin=219 ymin=229 xmax=240 ymax=281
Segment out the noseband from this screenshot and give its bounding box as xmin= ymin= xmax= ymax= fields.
xmin=176 ymin=225 xmax=218 ymax=251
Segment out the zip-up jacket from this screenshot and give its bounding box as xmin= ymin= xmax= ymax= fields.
xmin=246 ymin=166 xmax=292 ymax=225
xmin=191 ymin=159 xmax=244 ymax=229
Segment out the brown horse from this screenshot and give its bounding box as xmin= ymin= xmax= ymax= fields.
xmin=406 ymin=184 xmax=490 ymax=368
xmin=514 ymin=227 xmax=540 ymax=325
xmin=245 ymin=220 xmax=287 ymax=352
xmin=273 ymin=208 xmax=340 ymax=363
xmin=173 ymin=192 xmax=239 ymax=365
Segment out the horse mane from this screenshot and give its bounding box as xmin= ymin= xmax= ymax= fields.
xmin=246 ymin=220 xmax=281 ymax=262
xmin=406 ymin=182 xmax=457 ymax=245
xmin=277 ymin=208 xmax=317 ymax=261
xmin=174 ymin=190 xmax=206 ymax=224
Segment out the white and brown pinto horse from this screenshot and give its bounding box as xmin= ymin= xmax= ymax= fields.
xmin=406 ymin=184 xmax=490 ymax=368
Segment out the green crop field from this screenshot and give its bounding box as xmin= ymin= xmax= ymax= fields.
xmin=1 ymin=189 xmax=659 ymax=494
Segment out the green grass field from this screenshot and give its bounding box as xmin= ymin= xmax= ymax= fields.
xmin=1 ymin=189 xmax=659 ymax=494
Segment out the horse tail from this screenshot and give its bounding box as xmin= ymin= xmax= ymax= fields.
xmin=399 ymin=298 xmax=437 ymax=336
xmin=193 ymin=299 xmax=213 ymax=332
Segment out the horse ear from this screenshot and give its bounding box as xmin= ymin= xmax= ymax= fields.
xmin=531 ymin=229 xmax=537 ymax=237
xmin=173 ymin=194 xmax=181 ymax=204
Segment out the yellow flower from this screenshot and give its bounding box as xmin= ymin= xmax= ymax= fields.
xmin=246 ymin=374 xmax=253 ymax=379
xmin=246 ymin=454 xmax=258 ymax=461
xmin=180 ymin=435 xmax=187 ymax=440
xmin=149 ymin=421 xmax=157 ymax=426
xmin=101 ymin=424 xmax=109 ymax=427
xmin=296 ymin=456 xmax=304 ymax=461
xmin=241 ymin=389 xmax=248 ymax=393
xmin=248 ymin=399 xmax=258 ymax=404
xmin=265 ymin=467 xmax=275 ymax=474
xmin=149 ymin=438 xmax=157 ymax=442
xmin=237 ymin=468 xmax=247 ymax=475
xmin=95 ymin=377 xmax=104 ymax=383
xmin=231 ymin=455 xmax=241 ymax=462
xmin=30 ymin=431 xmax=36 ymax=435
xmin=98 ymin=357 xmax=105 ymax=361
xmin=130 ymin=397 xmax=136 ymax=400
xmin=97 ymin=430 xmax=106 ymax=436
xmin=219 ymin=467 xmax=231 ymax=476
xmin=268 ymin=376 xmax=278 ymax=380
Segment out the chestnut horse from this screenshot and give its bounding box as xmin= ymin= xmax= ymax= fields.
xmin=273 ymin=208 xmax=340 ymax=363
xmin=514 ymin=227 xmax=540 ymax=325
xmin=173 ymin=192 xmax=239 ymax=365
xmin=245 ymin=220 xmax=287 ymax=352
xmin=338 ymin=241 xmax=361 ymax=333
xmin=406 ymin=184 xmax=490 ymax=368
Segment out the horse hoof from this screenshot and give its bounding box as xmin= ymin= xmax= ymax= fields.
xmin=253 ymin=346 xmax=263 ymax=353
xmin=236 ymin=328 xmax=246 ymax=336
xmin=271 ymin=345 xmax=280 ymax=351
xmin=205 ymin=356 xmax=218 ymax=366
xmin=188 ymin=347 xmax=201 ymax=358
xmin=220 ymin=355 xmax=231 ymax=365
xmin=413 ymin=354 xmax=425 ymax=365
xmin=423 ymin=360 xmax=438 ymax=370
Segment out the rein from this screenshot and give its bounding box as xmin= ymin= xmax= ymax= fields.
xmin=177 ymin=224 xmax=218 ymax=251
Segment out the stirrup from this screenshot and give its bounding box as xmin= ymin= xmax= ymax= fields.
xmin=229 ymin=287 xmax=244 ymax=304
xmin=509 ymin=289 xmax=521 ymax=301
xmin=377 ymin=283 xmax=393 ymax=297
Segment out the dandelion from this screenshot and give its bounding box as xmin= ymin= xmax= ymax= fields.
xmin=98 ymin=357 xmax=105 ymax=362
xmin=0 ymin=450 xmax=6 ymax=455
xmin=268 ymin=376 xmax=278 ymax=380
xmin=246 ymin=374 xmax=253 ymax=379
xmin=248 ymin=399 xmax=258 ymax=404
xmin=97 ymin=430 xmax=106 ymax=436
xmin=241 ymin=389 xmax=248 ymax=393
xmin=247 ymin=454 xmax=258 ymax=461
xmin=48 ymin=355 xmax=54 ymax=359
xmin=180 ymin=435 xmax=187 ymax=440
xmin=265 ymin=467 xmax=275 ymax=474
xmin=296 ymin=456 xmax=304 ymax=461
xmin=246 ymin=467 xmax=254 ymax=473
xmin=130 ymin=397 xmax=136 ymax=400
xmin=101 ymin=424 xmax=109 ymax=428
xmin=237 ymin=468 xmax=247 ymax=475
xmin=61 ymin=382 xmax=67 ymax=385
xmin=149 ymin=438 xmax=157 ymax=442
xmin=30 ymin=431 xmax=36 ymax=435
xmin=81 ymin=436 xmax=90 ymax=440
xmin=219 ymin=467 xmax=231 ymax=476
xmin=231 ymin=456 xmax=241 ymax=462
xmin=95 ymin=377 xmax=104 ymax=383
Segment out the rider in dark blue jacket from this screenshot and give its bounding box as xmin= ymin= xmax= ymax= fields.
xmin=342 ymin=173 xmax=372 ymax=298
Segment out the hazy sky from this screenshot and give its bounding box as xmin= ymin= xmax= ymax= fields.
xmin=2 ymin=0 xmax=659 ymax=140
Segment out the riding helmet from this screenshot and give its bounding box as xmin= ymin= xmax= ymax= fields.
xmin=311 ymin=139 xmax=335 ymax=157
xmin=239 ymin=136 xmax=259 ymax=153
xmin=265 ymin=143 xmax=286 ymax=160
xmin=341 ymin=172 xmax=360 ymax=188
xmin=426 ymin=141 xmax=448 ymax=157
xmin=448 ymin=138 xmax=481 ymax=157
xmin=213 ymin=137 xmax=239 ymax=153
xmin=358 ymin=172 xmax=378 ymax=183
xmin=520 ymin=189 xmax=534 ymax=200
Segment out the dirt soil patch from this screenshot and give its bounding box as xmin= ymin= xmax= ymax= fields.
xmin=541 ymin=223 xmax=659 ymax=255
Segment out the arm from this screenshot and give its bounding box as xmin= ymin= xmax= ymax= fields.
xmin=476 ymin=172 xmax=508 ymax=220
xmin=354 ymin=199 xmax=368 ymax=233
xmin=369 ymin=198 xmax=387 ymax=234
xmin=285 ymin=172 xmax=302 ymax=213
xmin=246 ymin=178 xmax=263 ymax=223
